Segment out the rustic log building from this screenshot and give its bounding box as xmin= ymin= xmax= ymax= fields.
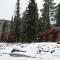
xmin=38 ymin=26 xmax=60 ymax=42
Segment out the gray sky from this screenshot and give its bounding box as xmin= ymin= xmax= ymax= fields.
xmin=0 ymin=0 xmax=60 ymax=20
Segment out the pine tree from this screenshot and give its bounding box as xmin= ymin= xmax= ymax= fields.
xmin=21 ymin=9 xmax=28 ymax=42
xmin=38 ymin=17 xmax=43 ymax=32
xmin=8 ymin=16 xmax=14 ymax=42
xmin=10 ymin=16 xmax=14 ymax=34
xmin=56 ymin=4 xmax=60 ymax=26
xmin=49 ymin=0 xmax=56 ymax=21
xmin=40 ymin=0 xmax=56 ymax=32
xmin=13 ymin=0 xmax=21 ymax=42
xmin=23 ymin=0 xmax=38 ymax=42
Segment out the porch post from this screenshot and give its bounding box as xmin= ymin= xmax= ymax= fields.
xmin=57 ymin=33 xmax=60 ymax=44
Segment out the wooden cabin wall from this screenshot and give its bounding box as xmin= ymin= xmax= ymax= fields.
xmin=38 ymin=32 xmax=58 ymax=42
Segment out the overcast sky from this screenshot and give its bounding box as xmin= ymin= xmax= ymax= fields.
xmin=0 ymin=0 xmax=60 ymax=20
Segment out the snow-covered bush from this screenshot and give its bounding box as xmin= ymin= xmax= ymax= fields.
xmin=0 ymin=43 xmax=6 ymax=50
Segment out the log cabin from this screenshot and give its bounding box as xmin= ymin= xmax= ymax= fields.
xmin=38 ymin=26 xmax=60 ymax=42
xmin=0 ymin=32 xmax=15 ymax=42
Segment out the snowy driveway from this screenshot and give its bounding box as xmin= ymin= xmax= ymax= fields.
xmin=0 ymin=42 xmax=60 ymax=60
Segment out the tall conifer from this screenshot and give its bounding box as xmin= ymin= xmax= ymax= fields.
xmin=23 ymin=0 xmax=38 ymax=42
xmin=13 ymin=0 xmax=21 ymax=42
xmin=56 ymin=4 xmax=60 ymax=26
xmin=40 ymin=0 xmax=56 ymax=32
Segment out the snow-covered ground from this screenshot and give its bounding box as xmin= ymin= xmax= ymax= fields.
xmin=0 ymin=42 xmax=60 ymax=60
